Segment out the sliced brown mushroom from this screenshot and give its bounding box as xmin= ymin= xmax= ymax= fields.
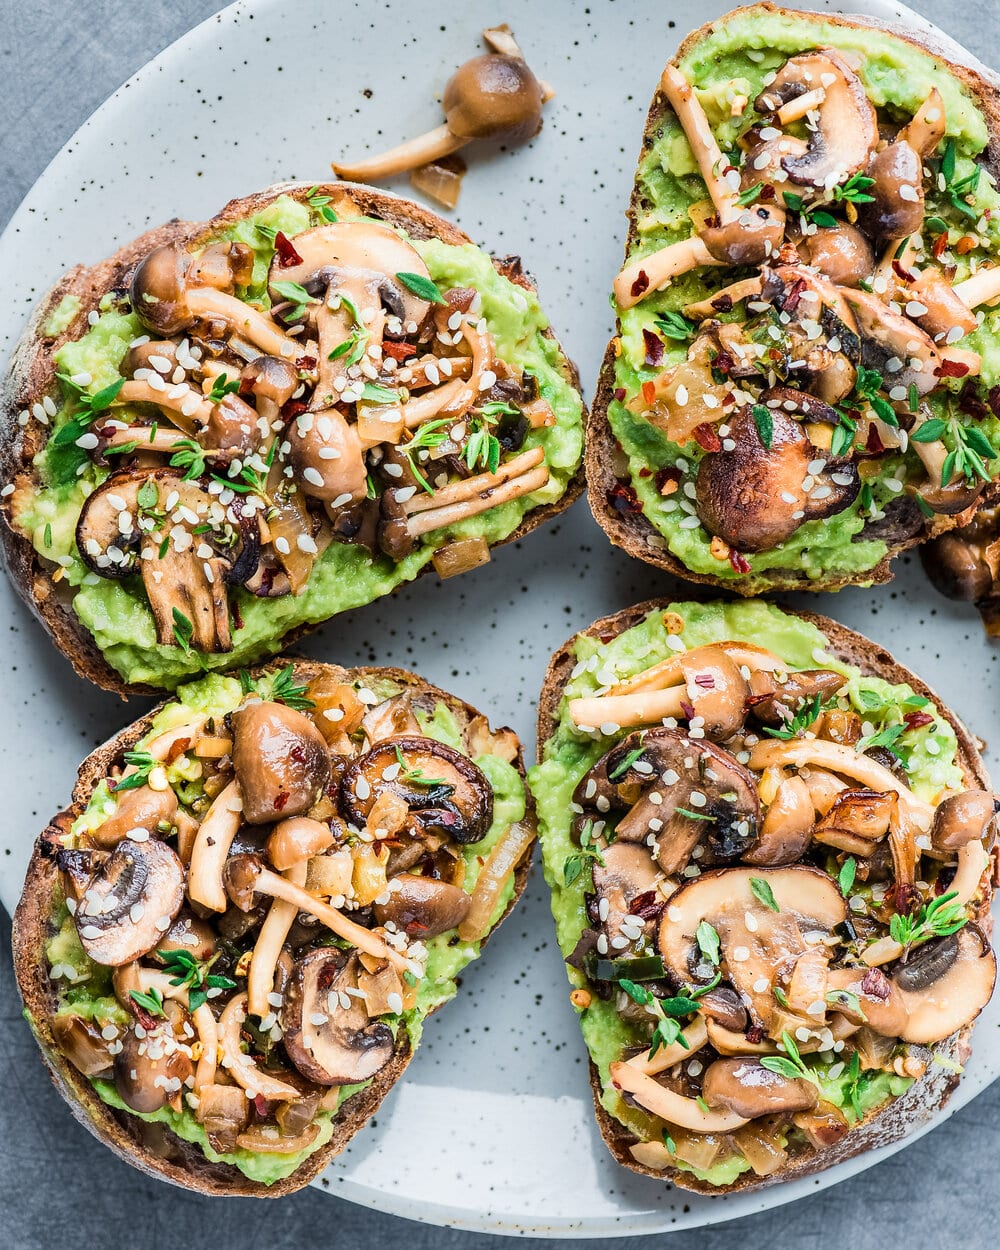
xmin=591 ymin=842 xmax=661 ymax=947
xmin=50 ymin=1015 xmax=114 ymax=1078
xmin=231 ymin=700 xmax=331 ymax=825
xmin=826 ymin=965 xmax=908 ymax=1036
xmin=813 ymin=789 xmax=895 ymax=855
xmin=332 ymin=41 xmax=546 ymax=181
xmin=695 ymin=402 xmax=859 ymax=552
xmin=905 ymin=267 xmax=978 ymax=341
xmin=610 ymin=1062 xmax=750 ymax=1133
xmin=131 ymin=243 xmax=299 ymax=358
xmin=372 ymin=874 xmax=471 ymax=938
xmin=894 ymin=927 xmax=996 ymax=1043
xmin=758 ymin=50 xmax=877 ymax=188
xmin=114 ymin=1017 xmax=194 ymax=1114
xmin=658 ymin=866 xmax=847 ymax=1038
xmin=701 ymin=1058 xmax=818 ymax=1119
xmin=340 ymin=736 xmax=493 ymax=845
xmin=62 ymin=839 xmax=185 ymax=966
xmin=839 ymin=287 xmax=944 ymax=396
xmin=857 ymin=140 xmax=924 ymax=241
xmin=281 ymin=949 xmax=394 ymax=1084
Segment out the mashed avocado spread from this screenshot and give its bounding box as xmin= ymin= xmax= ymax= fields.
xmin=39 ymin=671 xmax=526 ymax=1184
xmin=528 ymin=601 xmax=952 ymax=1184
xmin=16 ymin=194 xmax=583 ymax=687
xmin=611 ymin=9 xmax=1000 ymax=583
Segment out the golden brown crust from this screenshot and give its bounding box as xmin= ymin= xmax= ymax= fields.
xmin=13 ymin=657 xmax=536 ymax=1197
xmin=536 ymin=595 xmax=994 ymax=1194
xmin=0 ymin=181 xmax=585 ymax=696
xmin=588 ymin=3 xmax=1000 ymax=595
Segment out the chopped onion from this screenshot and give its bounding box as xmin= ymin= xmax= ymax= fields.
xmin=410 ymin=154 xmax=468 ymax=210
xmin=733 ymin=1122 xmax=787 ymax=1176
xmin=458 ymin=820 xmax=535 ymax=942
xmin=235 ymin=1122 xmax=320 ymax=1153
xmin=432 ymin=537 xmax=491 ymax=580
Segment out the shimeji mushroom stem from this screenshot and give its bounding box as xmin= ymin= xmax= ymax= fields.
xmin=405 ymin=459 xmax=549 ymax=538
xmin=953 ymin=266 xmax=1000 ymax=310
xmin=659 ymin=64 xmax=740 ymax=220
xmin=120 ymin=717 xmax=209 ymax=780
xmin=684 ymin=276 xmax=763 ymax=321
xmin=614 ymin=238 xmax=723 ymax=309
xmin=569 ymin=685 xmax=688 ymax=731
xmin=116 ymin=379 xmax=214 ymax=432
xmin=218 ymin=993 xmax=302 ymax=1100
xmin=625 ymin=1015 xmax=709 ymax=1076
xmin=188 ymin=781 xmax=244 ymax=911
xmin=403 ymin=447 xmax=544 ymax=515
xmin=247 ymin=861 xmax=308 ymax=1018
xmin=332 ymin=124 xmax=468 ymax=181
xmin=252 ymin=867 xmax=412 ymax=974
xmin=186 ymin=287 xmax=301 ymax=358
xmin=610 ymin=1061 xmax=750 ymax=1133
xmin=948 ymin=839 xmax=991 ymax=907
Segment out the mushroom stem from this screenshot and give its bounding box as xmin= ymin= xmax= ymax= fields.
xmin=218 ymin=992 xmax=302 ymax=1100
xmin=953 ymin=266 xmax=1000 ymax=310
xmin=188 ymin=781 xmax=244 ymax=912
xmin=614 ymin=238 xmax=722 ymax=310
xmin=187 ymin=287 xmax=301 ymax=358
xmin=948 ymin=839 xmax=991 ymax=907
xmin=250 ymin=867 xmax=411 ymax=973
xmin=403 ymin=447 xmax=544 ymax=515
xmin=776 ymin=87 xmax=826 ymax=125
xmin=898 ymin=88 xmax=946 ymax=157
xmin=405 ymin=461 xmax=549 ymax=538
xmin=570 ymin=686 xmax=687 ymax=731
xmin=247 ymin=861 xmax=308 ymax=1018
xmin=610 ymin=1061 xmax=750 ymax=1133
xmin=401 ymin=321 xmax=493 ymax=428
xmin=684 ymin=276 xmax=763 ymax=321
xmin=625 ymin=1015 xmax=708 ymax=1075
xmin=332 ymin=124 xmax=468 ymax=181
xmin=659 ymin=64 xmax=739 ymax=220
xmin=116 ymin=379 xmax=213 ymax=432
xmin=192 ymin=1002 xmax=219 ymax=1090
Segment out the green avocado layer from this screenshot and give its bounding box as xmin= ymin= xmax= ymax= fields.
xmin=16 ymin=195 xmax=584 ymax=687
xmin=528 ymin=601 xmax=953 ymax=1184
xmin=611 ymin=9 xmax=1000 ymax=583
xmin=38 ymin=671 xmax=526 ymax=1184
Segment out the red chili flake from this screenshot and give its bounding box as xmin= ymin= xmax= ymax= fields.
xmin=892 ymin=258 xmax=916 ymax=284
xmin=641 ymin=380 xmax=657 ymax=405
xmin=613 ymin=386 xmax=627 ymax=402
xmin=655 ymin=465 xmax=682 ymax=493
xmin=759 ymin=183 xmax=776 ymax=202
xmin=273 ymin=791 xmax=290 ymax=812
xmin=694 ymin=673 xmax=716 ymax=689
xmin=642 ymin=327 xmax=665 ymax=367
xmin=253 ymin=1094 xmax=268 ymax=1118
xmin=607 ymin=482 xmax=641 ymax=513
xmin=631 ymin=891 xmax=665 ymax=922
xmin=281 ymin=399 xmax=309 ymax=423
xmin=903 ymin=710 xmax=934 ymax=731
xmin=630 ymin=269 xmax=650 ymax=298
xmin=382 ymin=340 xmax=415 ymax=362
xmin=680 ymin=700 xmax=695 ymax=719
xmin=131 ymin=1003 xmax=160 ymax=1031
xmin=296 ymin=354 xmax=317 ymax=372
xmin=935 ymin=358 xmax=971 ymax=378
xmin=714 ymin=350 xmax=735 ymax=376
xmin=988 ymin=386 xmax=1000 ymax=418
xmin=638 ymin=467 xmax=652 ymax=478
xmin=711 ymin=294 xmax=734 ymax=313
xmin=729 ymin=549 xmax=752 ymax=574
xmin=861 ymin=968 xmax=891 ymax=1002
xmin=783 ymin=277 xmax=807 ymax=313
xmin=274 ymin=231 xmax=303 ymax=267
xmin=166 ymin=737 xmax=192 ymax=765
xmin=865 ymin=424 xmax=885 ymax=455
xmin=932 ymin=231 xmax=949 ymax=259
xmin=893 ymin=881 xmax=920 ymax=916
xmin=693 ymin=422 xmax=722 ymax=452
xmin=745 ymin=1023 xmax=765 ymax=1044
xmin=769 ymin=347 xmax=784 ymax=362
xmin=959 ymin=381 xmax=988 ymax=420
xmin=290 ymin=744 xmax=307 ymax=763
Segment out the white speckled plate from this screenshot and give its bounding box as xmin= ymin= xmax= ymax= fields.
xmin=1 ymin=0 xmax=998 ymax=1235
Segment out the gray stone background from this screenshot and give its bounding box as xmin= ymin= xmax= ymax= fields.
xmin=1 ymin=1 xmax=998 ymax=1245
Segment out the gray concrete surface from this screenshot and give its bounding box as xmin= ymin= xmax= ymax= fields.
xmin=1 ymin=1 xmax=998 ymax=1245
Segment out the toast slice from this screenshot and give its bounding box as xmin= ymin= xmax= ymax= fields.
xmin=0 ymin=181 xmax=585 ymax=695
xmin=13 ymin=658 xmax=535 ymax=1196
xmin=531 ymin=597 xmax=996 ymax=1193
xmin=589 ymin=4 xmax=1000 ymax=595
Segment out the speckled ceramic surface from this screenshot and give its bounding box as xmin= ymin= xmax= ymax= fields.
xmin=0 ymin=0 xmax=998 ymax=1235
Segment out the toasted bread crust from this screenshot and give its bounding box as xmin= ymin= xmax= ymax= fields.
xmin=0 ymin=182 xmax=585 ymax=696
xmin=588 ymin=3 xmax=1000 ymax=595
xmin=536 ymin=597 xmax=994 ymax=1194
xmin=13 ymin=658 xmax=536 ymax=1197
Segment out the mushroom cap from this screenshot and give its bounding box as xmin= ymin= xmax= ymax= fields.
xmin=231 ymin=700 xmax=331 ymax=825
xmin=695 ymin=402 xmax=859 ymax=552
xmin=800 ymin=225 xmax=875 ymax=287
xmin=281 ymin=949 xmax=394 ymax=1085
xmin=747 ymin=667 xmax=847 ymax=726
xmin=67 ymin=838 xmax=186 ymax=966
xmin=921 ymin=531 xmax=994 ymax=601
xmin=895 ymin=927 xmax=996 ymax=1044
xmin=443 ymin=53 xmax=544 ymax=144
xmin=745 ymin=774 xmax=815 ymax=867
xmin=340 ymin=735 xmax=494 ymax=845
xmin=113 ymin=1020 xmax=194 ymax=1113
xmin=679 ymin=647 xmax=750 ymax=740
xmin=372 ymin=873 xmax=471 ymax=938
xmin=839 ymin=287 xmax=942 ymax=396
xmin=130 ymin=244 xmax=194 ymax=336
xmin=931 ymin=790 xmax=999 ymax=852
xmin=700 ymin=209 xmax=785 ymax=267
xmin=857 ymin=140 xmax=924 ymax=242
xmin=239 ymin=355 xmax=299 ymax=408
xmin=87 ymin=782 xmax=179 ymax=850
xmin=761 ymin=49 xmax=877 ymax=187
xmin=266 ymin=221 xmax=431 ymax=327
xmin=702 ymin=1057 xmax=818 ymax=1119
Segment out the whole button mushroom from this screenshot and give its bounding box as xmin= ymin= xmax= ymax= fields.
xmin=231 ymin=700 xmax=331 ymax=824
xmin=372 ymin=874 xmax=471 ymax=938
xmin=113 ymin=1020 xmax=194 ymax=1114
